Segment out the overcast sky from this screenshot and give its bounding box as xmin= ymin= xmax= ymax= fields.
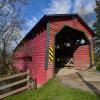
xmin=22 ymin=0 xmax=96 ymax=36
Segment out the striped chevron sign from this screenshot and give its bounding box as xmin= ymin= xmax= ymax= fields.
xmin=49 ymin=47 xmax=53 ymax=61
xmin=91 ymin=48 xmax=94 ymax=64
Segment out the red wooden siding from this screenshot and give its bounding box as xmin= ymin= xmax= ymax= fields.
xmin=13 ymin=58 xmax=32 ymax=71
xmin=74 ymin=45 xmax=90 ymax=69
xmin=13 ymin=15 xmax=94 ymax=86
xmin=30 ymin=31 xmax=47 ymax=85
xmin=13 ymin=30 xmax=47 ymax=85
xmin=48 ymin=17 xmax=92 ymax=72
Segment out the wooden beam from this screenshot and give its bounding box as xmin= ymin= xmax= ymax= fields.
xmin=0 ymin=72 xmax=28 ymax=82
xmin=0 ymin=85 xmax=29 ymax=99
xmin=0 ymin=78 xmax=29 ymax=90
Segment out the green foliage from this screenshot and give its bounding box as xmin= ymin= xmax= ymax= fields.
xmin=96 ymin=65 xmax=100 ymax=71
xmin=5 ymin=79 xmax=100 ymax=100
xmin=96 ymin=57 xmax=100 ymax=71
xmin=94 ymin=0 xmax=100 ymax=54
xmin=95 ymin=55 xmax=100 ymax=71
xmin=94 ymin=0 xmax=100 ymax=37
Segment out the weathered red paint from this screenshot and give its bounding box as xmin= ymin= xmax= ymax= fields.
xmin=13 ymin=14 xmax=94 ymax=86
xmin=74 ymin=45 xmax=90 ymax=69
xmin=48 ymin=17 xmax=92 ymax=72
xmin=13 ymin=30 xmax=47 ymax=85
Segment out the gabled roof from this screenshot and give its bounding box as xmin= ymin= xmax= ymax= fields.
xmin=14 ymin=14 xmax=94 ymax=51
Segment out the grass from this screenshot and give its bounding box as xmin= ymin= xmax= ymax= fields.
xmin=5 ymin=79 xmax=100 ymax=100
xmin=95 ymin=54 xmax=100 ymax=71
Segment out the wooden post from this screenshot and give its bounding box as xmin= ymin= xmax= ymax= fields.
xmin=89 ymin=38 xmax=95 ymax=67
xmin=27 ymin=70 xmax=30 ymax=90
xmin=30 ymin=78 xmax=37 ymax=89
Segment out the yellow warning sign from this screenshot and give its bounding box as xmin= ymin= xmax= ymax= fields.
xmin=49 ymin=47 xmax=53 ymax=61
xmin=91 ymin=48 xmax=94 ymax=64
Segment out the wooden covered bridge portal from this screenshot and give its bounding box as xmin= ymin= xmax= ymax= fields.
xmin=54 ymin=25 xmax=90 ymax=70
xmin=13 ymin=14 xmax=94 ymax=86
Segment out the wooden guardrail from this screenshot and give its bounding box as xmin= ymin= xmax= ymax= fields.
xmin=0 ymin=71 xmax=30 ymax=99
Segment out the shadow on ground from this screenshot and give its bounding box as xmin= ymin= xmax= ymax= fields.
xmin=76 ymin=72 xmax=100 ymax=97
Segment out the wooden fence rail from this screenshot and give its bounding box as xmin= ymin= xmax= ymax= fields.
xmin=0 ymin=71 xmax=30 ymax=99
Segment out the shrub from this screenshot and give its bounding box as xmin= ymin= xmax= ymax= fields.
xmin=94 ymin=54 xmax=100 ymax=71
xmin=96 ymin=62 xmax=100 ymax=71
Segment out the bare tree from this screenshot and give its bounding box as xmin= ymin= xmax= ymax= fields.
xmin=0 ymin=0 xmax=28 ymax=76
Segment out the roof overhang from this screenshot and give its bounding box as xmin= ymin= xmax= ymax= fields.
xmin=14 ymin=14 xmax=94 ymax=52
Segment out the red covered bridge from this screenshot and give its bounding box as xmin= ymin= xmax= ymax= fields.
xmin=13 ymin=14 xmax=94 ymax=86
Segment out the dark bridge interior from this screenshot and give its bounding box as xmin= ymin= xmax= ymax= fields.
xmin=55 ymin=25 xmax=89 ymax=69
